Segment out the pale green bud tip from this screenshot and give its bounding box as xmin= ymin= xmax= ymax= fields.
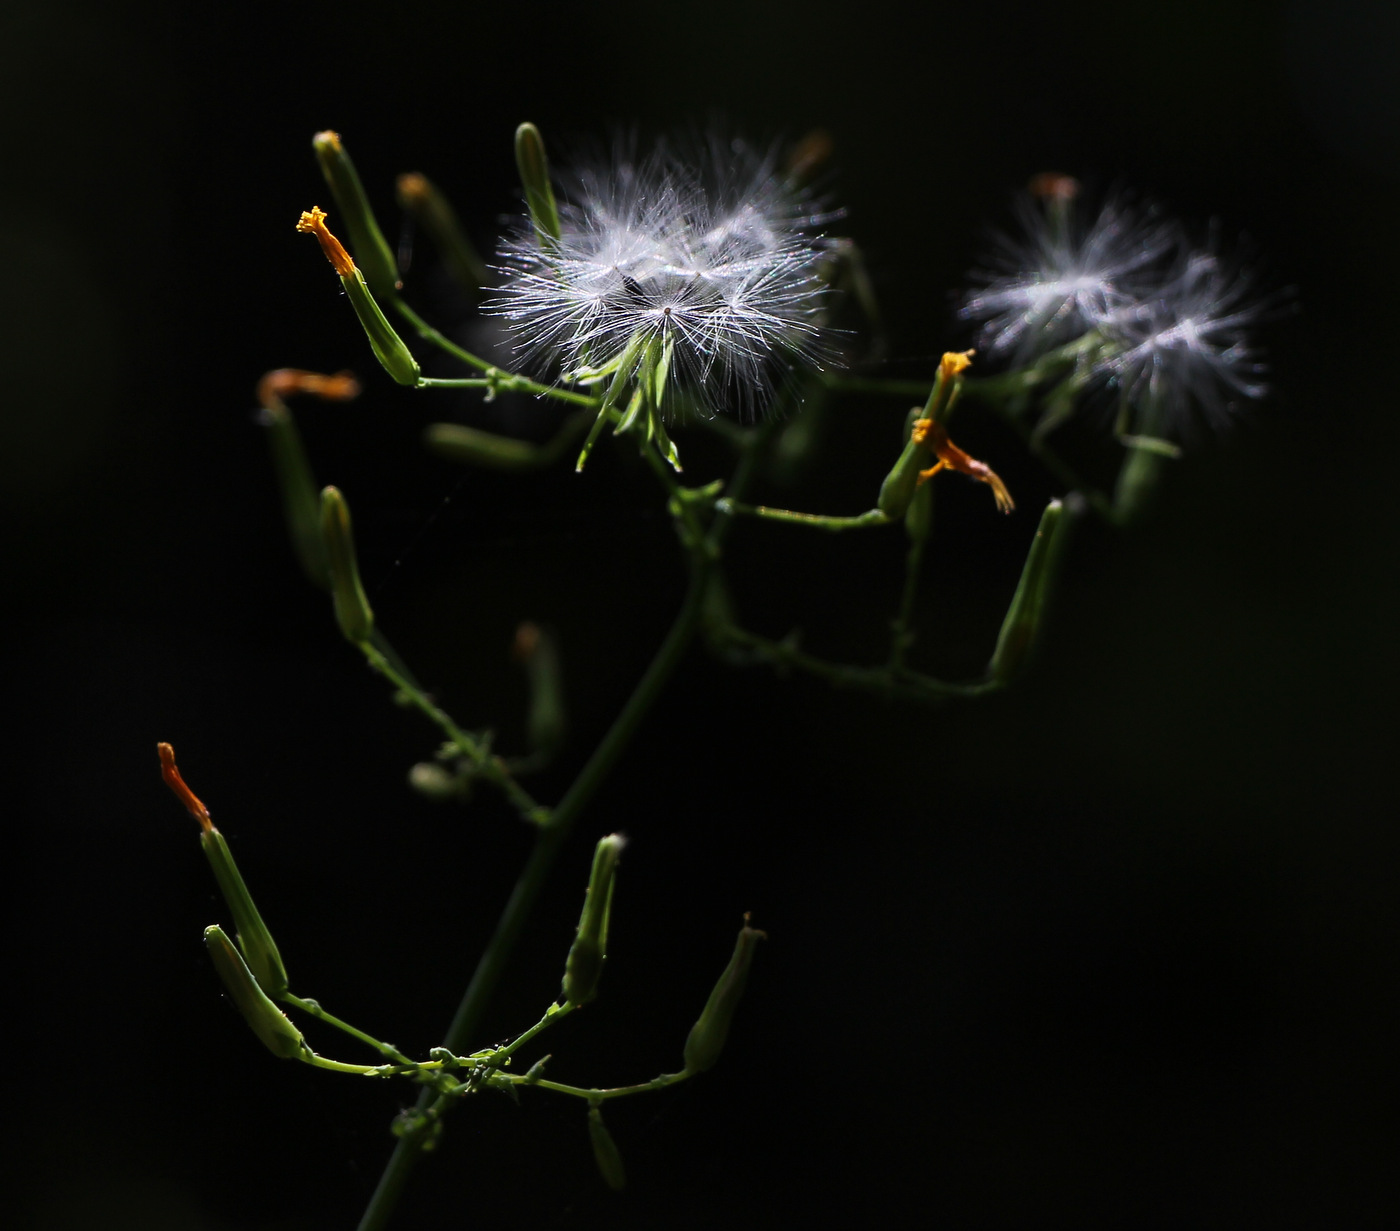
xmin=320 ymin=486 xmax=375 ymax=644
xmin=310 ymin=130 xmax=400 ymax=300
xmin=562 ymin=834 xmax=627 ymax=1005
xmin=204 ymin=926 xmax=306 ymax=1060
xmin=683 ymin=914 xmax=767 ymax=1074
xmin=988 ymin=496 xmax=1076 ymax=684
xmin=515 ymin=122 xmax=561 ymax=246
xmin=587 ymin=1107 xmax=627 ymax=1192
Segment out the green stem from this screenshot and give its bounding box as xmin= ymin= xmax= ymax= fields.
xmin=491 ymin=1000 xmax=576 ymax=1065
xmin=715 ymin=499 xmax=890 ymax=532
xmin=417 ymin=374 xmax=599 ymax=409
xmin=304 ymin=1053 xmax=384 ymax=1077
xmin=389 ymin=296 xmax=492 ymax=373
xmin=719 ymin=624 xmax=995 ymax=703
xmin=889 ymin=526 xmax=929 ymax=670
xmin=282 ymin=993 xmax=414 ymax=1064
xmin=359 ymin=641 xmax=548 ymax=825
xmin=356 ymin=425 xmax=766 ymax=1231
xmin=497 ymin=1068 xmax=692 ymax=1101
xmin=385 ymin=295 xmax=600 ymax=408
xmin=356 ymin=559 xmax=717 ymax=1231
xmin=641 ymin=444 xmax=711 ymax=550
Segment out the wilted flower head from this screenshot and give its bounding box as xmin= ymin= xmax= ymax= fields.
xmin=489 ymin=136 xmax=840 ymax=420
xmin=959 ymin=179 xmax=1268 ymax=443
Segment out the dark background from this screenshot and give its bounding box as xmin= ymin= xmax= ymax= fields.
xmin=9 ymin=1 xmax=1398 ymax=1227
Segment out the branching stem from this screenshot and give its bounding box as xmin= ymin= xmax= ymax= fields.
xmin=355 ymin=440 xmax=756 ymax=1231
xmin=359 ymin=640 xmax=549 ymax=825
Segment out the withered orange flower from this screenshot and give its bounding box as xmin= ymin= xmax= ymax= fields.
xmin=911 ymin=418 xmax=1015 ymax=513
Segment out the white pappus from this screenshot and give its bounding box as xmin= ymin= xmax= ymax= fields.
xmin=1097 ymin=242 xmax=1268 ymax=438
xmin=960 ymin=181 xmax=1268 ymax=443
xmin=488 ymin=136 xmax=841 ymax=421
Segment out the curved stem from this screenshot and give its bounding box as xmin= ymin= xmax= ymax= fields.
xmin=497 ymin=1068 xmax=692 ymax=1101
xmin=282 ymin=993 xmax=414 ymax=1065
xmin=389 ymin=296 xmax=493 ymax=373
xmin=715 ymin=499 xmax=890 ymax=532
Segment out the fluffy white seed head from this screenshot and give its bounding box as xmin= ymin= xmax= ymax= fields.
xmin=960 ymin=189 xmax=1267 ymax=442
xmin=1096 ymin=246 xmax=1267 ymax=439
xmin=960 ymin=195 xmax=1180 ymax=365
xmin=488 ymin=138 xmax=840 ymax=420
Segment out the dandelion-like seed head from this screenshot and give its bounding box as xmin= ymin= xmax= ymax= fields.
xmin=1098 ymin=246 xmax=1268 ymax=440
xmin=960 ymin=193 xmax=1180 ymax=365
xmin=959 ymin=183 xmax=1269 ymax=444
xmin=488 ymin=137 xmax=841 ymax=420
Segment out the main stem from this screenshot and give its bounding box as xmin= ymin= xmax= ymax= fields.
xmin=355 ymin=555 xmax=716 ymax=1231
xmin=356 ymin=427 xmax=761 ymax=1231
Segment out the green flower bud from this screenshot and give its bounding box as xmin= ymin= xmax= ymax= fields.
xmin=159 ymin=743 xmax=288 ymax=998
xmin=903 ymin=472 xmax=935 ymax=544
xmin=877 ymin=408 xmax=925 ymax=520
xmin=683 ymin=915 xmax=767 ymax=1074
xmin=312 ymin=130 xmax=400 ymax=302
xmin=562 ymin=834 xmax=626 ymax=1006
xmin=514 ymin=623 xmax=567 ymax=757
xmin=426 ymin=413 xmax=595 ymax=472
xmin=515 ymin=122 xmax=561 ymax=250
xmin=396 ymin=171 xmax=488 ymax=295
xmin=201 ymin=827 xmax=290 ymax=998
xmin=204 ymin=925 xmax=306 ymax=1060
xmin=339 ymin=265 xmax=420 ymax=386
xmin=320 ymin=485 xmax=375 ymax=645
xmin=988 ymin=496 xmax=1077 ymax=684
xmin=424 ymin=422 xmax=545 ymax=471
xmin=258 ymin=402 xmax=331 ymax=592
xmin=297 ymin=207 xmax=420 ymax=386
xmin=587 ymin=1107 xmax=627 ymax=1192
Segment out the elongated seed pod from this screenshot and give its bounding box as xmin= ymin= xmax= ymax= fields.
xmin=204 ymin=926 xmax=306 ymax=1060
xmin=683 ymin=916 xmax=766 ymax=1074
xmin=587 ymin=1107 xmax=626 ymax=1191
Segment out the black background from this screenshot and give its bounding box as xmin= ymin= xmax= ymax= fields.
xmin=9 ymin=1 xmax=1398 ymax=1227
